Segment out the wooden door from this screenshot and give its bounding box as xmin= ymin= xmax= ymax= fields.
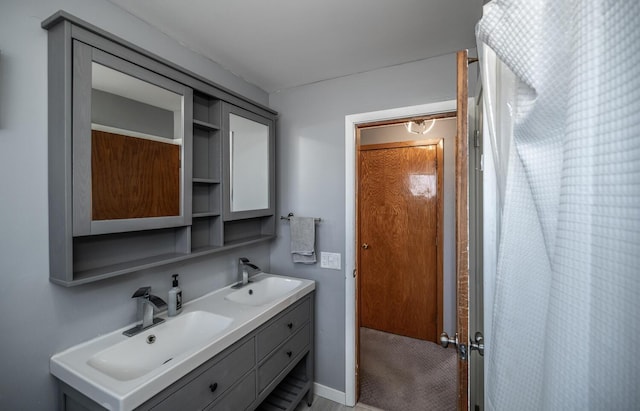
xmin=358 ymin=140 xmax=443 ymax=341
xmin=456 ymin=49 xmax=471 ymax=410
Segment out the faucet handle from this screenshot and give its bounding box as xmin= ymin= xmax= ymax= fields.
xmin=239 ymin=257 xmax=261 ymax=271
xmin=132 ymin=286 xmax=151 ymax=299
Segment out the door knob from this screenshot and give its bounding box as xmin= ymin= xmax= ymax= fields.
xmin=470 ymin=331 xmax=484 ymax=356
xmin=361 ymin=243 xmax=369 ymax=249
xmin=440 ymin=332 xmax=468 ymax=360
xmin=439 ymin=332 xmax=458 ymax=349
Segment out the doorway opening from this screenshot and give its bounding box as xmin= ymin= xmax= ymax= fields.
xmin=344 ymin=99 xmax=459 ymax=406
xmin=354 ymin=113 xmax=457 ymax=410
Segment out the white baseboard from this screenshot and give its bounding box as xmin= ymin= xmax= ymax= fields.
xmin=313 ymin=382 xmax=346 ymax=404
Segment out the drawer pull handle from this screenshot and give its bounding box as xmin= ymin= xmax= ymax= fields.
xmin=287 ymin=322 xmax=293 ymax=329
xmin=286 ymin=350 xmax=293 ymax=358
xmin=209 ymin=382 xmax=218 ymax=393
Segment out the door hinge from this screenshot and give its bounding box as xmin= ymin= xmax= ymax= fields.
xmin=352 ymin=268 xmax=356 ymax=278
xmin=474 ymin=129 xmax=481 ymax=147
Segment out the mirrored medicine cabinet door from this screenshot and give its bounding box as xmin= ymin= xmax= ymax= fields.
xmin=222 ymin=104 xmax=275 ymax=221
xmin=72 ymin=40 xmax=193 ymax=236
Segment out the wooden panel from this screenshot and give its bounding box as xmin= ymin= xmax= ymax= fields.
xmin=355 ymin=126 xmax=362 ymax=402
xmin=456 ymin=49 xmax=470 ymax=411
xmin=359 ymin=138 xmax=442 ymax=152
xmin=359 ymin=144 xmax=439 ymax=341
xmin=437 ymin=139 xmax=445 ymax=336
xmin=91 ymin=130 xmax=180 ymax=220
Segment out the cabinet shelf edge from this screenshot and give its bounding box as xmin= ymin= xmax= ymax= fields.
xmin=193 ymin=119 xmax=220 ymax=131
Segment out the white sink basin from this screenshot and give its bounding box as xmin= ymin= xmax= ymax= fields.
xmin=87 ymin=311 xmax=232 ymax=381
xmin=225 ymin=276 xmax=302 ymax=306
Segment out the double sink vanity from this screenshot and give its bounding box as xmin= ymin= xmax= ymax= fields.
xmin=52 ymin=273 xmax=316 ymax=410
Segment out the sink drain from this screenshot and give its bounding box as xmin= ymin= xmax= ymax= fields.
xmin=146 ymin=334 xmax=156 ymax=344
xmin=248 ymin=289 xmax=254 ymax=295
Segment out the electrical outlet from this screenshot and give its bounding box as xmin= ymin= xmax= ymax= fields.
xmin=320 ymin=252 xmax=341 ymax=270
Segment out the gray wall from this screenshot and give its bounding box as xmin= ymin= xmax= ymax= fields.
xmin=0 ymin=1 xmax=269 ymax=409
xmin=269 ymin=54 xmax=476 ymax=392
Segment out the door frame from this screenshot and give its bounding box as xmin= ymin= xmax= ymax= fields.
xmin=345 ymin=99 xmax=457 ymax=406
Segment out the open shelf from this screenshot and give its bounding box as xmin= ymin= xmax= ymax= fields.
xmin=257 ymin=356 xmax=312 ymax=411
xmin=63 ymin=252 xmax=193 ymax=286
xmin=192 ymin=177 xmax=220 ymax=184
xmin=193 ymin=118 xmax=220 ymax=130
xmin=190 ymin=235 xmax=275 ymax=256
xmin=193 ymin=212 xmax=221 ymax=218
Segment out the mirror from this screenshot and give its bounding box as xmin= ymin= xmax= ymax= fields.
xmin=72 ymin=41 xmax=192 ymax=236
xmin=91 ymin=63 xmax=184 ymax=221
xmin=229 ymin=113 xmax=269 ymax=212
xmin=222 ymin=104 xmax=274 ymax=221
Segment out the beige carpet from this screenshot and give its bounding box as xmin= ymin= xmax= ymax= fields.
xmin=359 ymin=327 xmax=457 ymax=411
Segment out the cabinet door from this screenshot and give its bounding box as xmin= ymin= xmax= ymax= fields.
xmin=148 ymin=338 xmax=254 ymax=410
xmin=258 ymin=324 xmax=310 ymax=393
xmin=206 ymin=371 xmax=256 ymax=411
xmin=221 ymin=103 xmax=275 ymax=221
xmin=72 ymin=40 xmax=193 ymax=236
xmin=257 ymin=299 xmax=310 ymax=360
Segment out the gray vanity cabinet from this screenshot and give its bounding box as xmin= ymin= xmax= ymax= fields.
xmin=43 ymin=11 xmax=278 ymax=286
xmin=141 ymin=293 xmax=314 ymax=411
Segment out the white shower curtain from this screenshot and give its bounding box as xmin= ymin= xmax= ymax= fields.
xmin=477 ymin=1 xmax=640 ymax=409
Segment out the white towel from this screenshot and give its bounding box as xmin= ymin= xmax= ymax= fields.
xmin=290 ymin=217 xmax=316 ymax=264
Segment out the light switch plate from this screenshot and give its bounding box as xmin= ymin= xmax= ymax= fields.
xmin=320 ymin=252 xmax=341 ymax=270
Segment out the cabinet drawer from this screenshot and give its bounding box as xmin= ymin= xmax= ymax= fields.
xmin=257 ymin=298 xmax=310 ymax=360
xmin=258 ymin=324 xmax=310 ymax=392
xmin=151 ymin=338 xmax=254 ymax=410
xmin=206 ymin=371 xmax=255 ymax=411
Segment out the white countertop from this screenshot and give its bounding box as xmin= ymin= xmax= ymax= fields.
xmin=50 ymin=273 xmax=315 ymax=410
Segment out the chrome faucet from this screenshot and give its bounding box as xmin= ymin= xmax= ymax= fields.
xmin=123 ymin=286 xmax=167 ymax=337
xmin=232 ymin=257 xmax=261 ymax=288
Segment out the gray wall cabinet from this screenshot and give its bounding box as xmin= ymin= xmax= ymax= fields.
xmin=58 ymin=293 xmax=315 ymax=411
xmin=43 ymin=11 xmax=277 ymax=286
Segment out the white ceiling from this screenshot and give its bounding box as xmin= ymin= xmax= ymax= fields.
xmin=107 ymin=0 xmax=483 ymax=93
